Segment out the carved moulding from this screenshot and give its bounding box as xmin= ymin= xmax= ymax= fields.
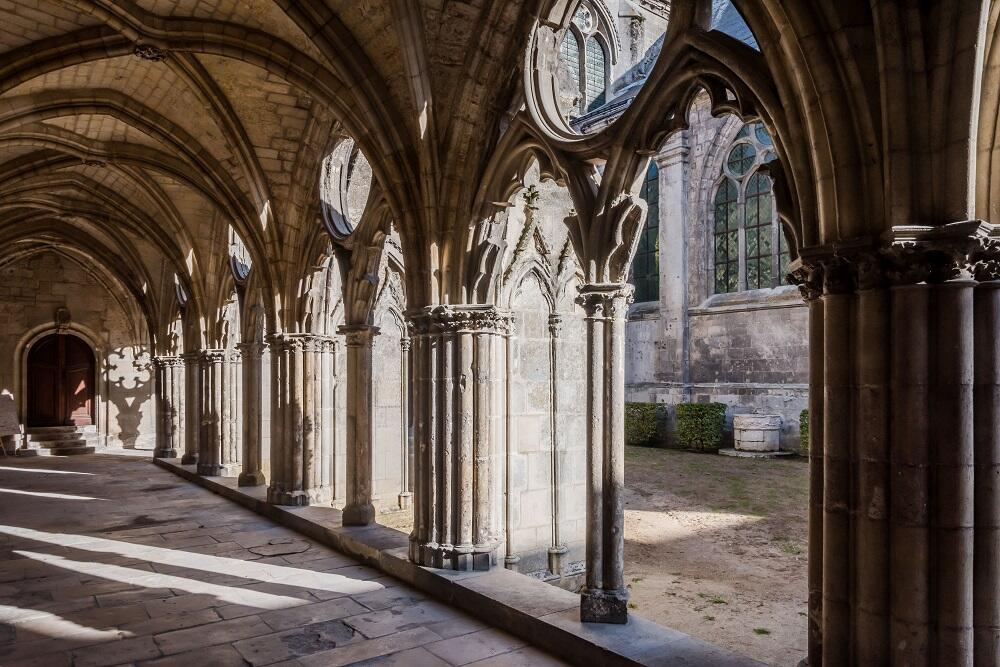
xmin=406 ymin=305 xmax=514 ymax=337
xmin=787 ymin=220 xmax=1000 ymax=300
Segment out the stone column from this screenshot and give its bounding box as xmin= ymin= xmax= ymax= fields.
xmin=340 ymin=325 xmax=380 ymax=526
xmin=267 ymin=334 xmax=334 ymax=506
xmin=320 ymin=338 xmax=336 ymax=498
xmin=153 ymin=356 xmax=183 ymax=458
xmin=238 ymin=342 xmax=266 ymax=486
xmin=503 ymin=322 xmax=519 ymax=569
xmin=789 ymin=221 xmax=1000 ymax=665
xmin=655 ymin=137 xmax=691 ymax=391
xmin=197 ymin=349 xmax=227 ymax=476
xmin=578 ymin=283 xmax=631 ymax=624
xmin=181 ymin=352 xmax=200 ymax=465
xmin=220 ymin=349 xmax=240 ymax=475
xmin=398 ymin=336 xmax=412 ymax=510
xmin=547 ymin=313 xmax=567 ymax=575
xmin=408 ymin=305 xmax=510 ymax=571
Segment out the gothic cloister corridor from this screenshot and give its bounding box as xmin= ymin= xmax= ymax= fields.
xmin=2 ymin=0 xmax=1000 ymax=664
xmin=0 ymin=453 xmax=567 ymax=667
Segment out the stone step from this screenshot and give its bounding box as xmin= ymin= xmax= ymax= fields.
xmin=33 ymin=441 xmax=95 ymax=456
xmin=26 ymin=425 xmax=96 ymax=434
xmin=48 ymin=445 xmax=95 ymax=456
xmin=36 ymin=439 xmax=88 ymax=449
xmin=28 ymin=432 xmax=83 ymax=442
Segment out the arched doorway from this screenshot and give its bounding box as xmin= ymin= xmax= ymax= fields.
xmin=27 ymin=333 xmax=95 ymax=427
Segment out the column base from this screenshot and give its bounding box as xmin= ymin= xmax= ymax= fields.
xmin=409 ymin=540 xmax=495 ymax=571
xmin=153 ymin=448 xmax=178 ymax=459
xmin=503 ymin=553 xmax=521 ymax=570
xmin=267 ymin=486 xmax=311 ymax=506
xmin=238 ymin=470 xmax=267 ymax=487
xmin=181 ymin=453 xmax=198 ymax=465
xmin=342 ymin=502 xmax=375 ymax=526
xmin=397 ymin=491 xmax=412 ymax=510
xmin=218 ymin=463 xmax=241 ymax=477
xmin=580 ymin=588 xmax=629 ymax=624
xmin=548 ymin=545 xmax=568 ymax=576
xmin=197 ymin=463 xmax=224 ymax=476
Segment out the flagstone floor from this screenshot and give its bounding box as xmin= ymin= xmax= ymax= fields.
xmin=0 ymin=454 xmax=567 ymax=667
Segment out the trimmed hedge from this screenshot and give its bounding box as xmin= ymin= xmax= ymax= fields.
xmin=675 ymin=402 xmax=727 ymax=451
xmin=625 ymin=402 xmax=666 ymax=447
xmin=799 ymin=409 xmax=810 ymax=454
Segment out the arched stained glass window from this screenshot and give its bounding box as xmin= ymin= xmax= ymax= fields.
xmin=584 ymin=37 xmax=607 ymax=113
xmin=714 ymin=179 xmax=739 ymax=294
xmin=744 ymin=172 xmax=772 ymax=290
xmin=631 ymin=163 xmax=660 ymax=302
xmin=558 ymin=2 xmax=610 ymax=119
xmin=561 ymin=30 xmax=581 ymax=99
xmin=712 ymin=122 xmax=791 ymax=293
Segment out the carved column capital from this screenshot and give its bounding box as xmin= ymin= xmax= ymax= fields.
xmin=548 ymin=313 xmax=563 ymax=337
xmin=199 ymin=349 xmax=228 ymax=364
xmin=406 ymin=305 xmax=513 ymax=337
xmin=577 ymin=283 xmax=634 ymax=319
xmin=788 ymin=220 xmax=1000 ymax=297
xmin=153 ymin=355 xmax=183 ymax=369
xmin=236 ymin=342 xmax=267 ymax=359
xmin=400 ymin=337 xmax=412 ymax=352
xmin=338 ymin=325 xmax=380 ymax=347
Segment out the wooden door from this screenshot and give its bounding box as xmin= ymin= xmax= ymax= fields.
xmin=27 ymin=334 xmax=95 ymax=426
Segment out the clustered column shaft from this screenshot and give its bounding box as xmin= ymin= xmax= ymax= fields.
xmin=398 ymin=337 xmax=412 ymax=510
xmin=547 ymin=313 xmax=567 ymax=575
xmin=267 ymin=334 xmax=335 ymax=506
xmin=408 ymin=305 xmax=509 ymax=571
xmin=340 ymin=325 xmax=379 ymax=526
xmin=792 ymin=221 xmax=1000 ymax=665
xmin=238 ymin=341 xmax=266 ymax=486
xmin=153 ymin=356 xmax=183 ymax=458
xmin=196 ymin=349 xmax=228 ymax=476
xmin=181 ymin=352 xmax=200 ymax=465
xmin=578 ymin=283 xmax=631 ymax=624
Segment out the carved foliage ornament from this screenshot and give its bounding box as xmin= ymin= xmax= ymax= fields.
xmin=787 ymin=221 xmax=1000 ymax=300
xmin=407 ymin=306 xmax=514 ymax=337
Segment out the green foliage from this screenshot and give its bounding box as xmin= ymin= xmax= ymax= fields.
xmin=799 ymin=409 xmax=810 ymax=454
xmin=675 ymin=402 xmax=727 ymax=451
xmin=625 ymin=402 xmax=665 ymax=447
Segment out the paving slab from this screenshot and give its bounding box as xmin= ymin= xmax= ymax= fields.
xmin=0 ymin=454 xmax=567 ymax=667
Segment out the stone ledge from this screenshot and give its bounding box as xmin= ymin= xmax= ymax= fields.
xmin=153 ymin=458 xmax=764 ymax=667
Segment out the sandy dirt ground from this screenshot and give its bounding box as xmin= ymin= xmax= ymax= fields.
xmin=623 ymin=446 xmax=808 ymax=666
xmin=378 ymin=446 xmax=809 ymax=666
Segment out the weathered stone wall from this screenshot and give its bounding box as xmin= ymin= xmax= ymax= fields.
xmin=372 ymin=309 xmax=406 ymax=510
xmin=0 ymin=251 xmax=156 ymax=449
xmin=503 ymin=169 xmax=588 ymax=574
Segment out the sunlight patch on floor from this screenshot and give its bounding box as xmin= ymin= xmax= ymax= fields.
xmin=0 ymin=603 xmax=132 ymax=642
xmin=15 ymin=550 xmax=311 ymax=610
xmin=0 ymin=488 xmax=105 ymax=501
xmin=0 ymin=465 xmax=95 ymax=475
xmin=0 ymin=525 xmax=385 ymax=596
xmin=624 ymin=509 xmax=761 ymax=544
